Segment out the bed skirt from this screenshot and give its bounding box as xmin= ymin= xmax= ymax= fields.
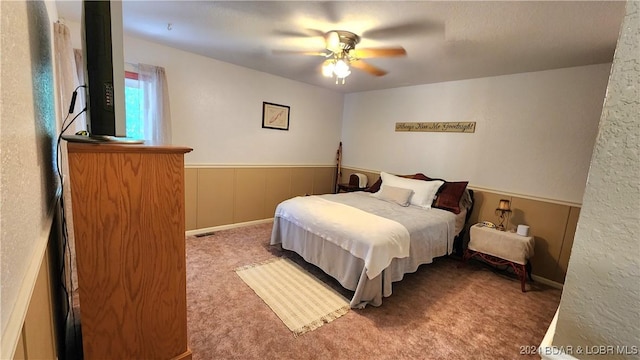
xmin=270 ymin=217 xmax=448 ymax=309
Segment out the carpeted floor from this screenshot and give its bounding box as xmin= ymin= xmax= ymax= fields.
xmin=186 ymin=223 xmax=561 ymax=360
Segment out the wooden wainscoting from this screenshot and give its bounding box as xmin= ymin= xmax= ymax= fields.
xmin=340 ymin=167 xmax=580 ymax=285
xmin=184 ymin=166 xmax=336 ymax=231
xmin=12 ymin=243 xmax=58 ymax=360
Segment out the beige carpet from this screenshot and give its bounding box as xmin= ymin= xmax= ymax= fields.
xmin=236 ymin=258 xmax=349 ymax=336
xmin=186 ymin=223 xmax=562 ymax=359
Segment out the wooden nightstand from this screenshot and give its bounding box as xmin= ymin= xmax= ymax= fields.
xmin=464 ymin=224 xmax=535 ymax=292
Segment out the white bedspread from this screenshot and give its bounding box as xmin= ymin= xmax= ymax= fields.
xmin=275 ymin=196 xmax=410 ymax=279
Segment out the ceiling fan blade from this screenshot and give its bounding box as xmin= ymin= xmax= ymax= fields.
xmin=305 ymin=28 xmax=327 ymax=38
xmin=350 ymin=60 xmax=387 ymax=77
xmin=272 ymin=28 xmax=325 ymax=38
xmin=272 ymin=49 xmax=329 ymax=57
xmin=351 ymin=47 xmax=406 ymax=59
xmin=363 ymin=21 xmax=444 ymax=40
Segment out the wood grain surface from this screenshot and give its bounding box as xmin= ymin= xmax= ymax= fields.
xmin=68 ymin=144 xmax=192 ymax=359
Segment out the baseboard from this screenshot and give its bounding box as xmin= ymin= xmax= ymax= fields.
xmin=186 ymin=218 xmax=274 ymax=237
xmin=531 ymin=274 xmax=564 ymax=290
xmin=538 ymin=309 xmax=579 ymax=359
xmin=170 ymin=347 xmax=192 ymax=360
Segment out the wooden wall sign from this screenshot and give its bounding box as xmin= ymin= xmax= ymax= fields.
xmin=395 ymin=122 xmax=476 ymax=133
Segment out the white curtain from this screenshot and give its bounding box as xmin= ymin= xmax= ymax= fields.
xmin=137 ymin=63 xmax=172 ymax=144
xmin=53 ymin=21 xmax=81 ymax=296
xmin=53 ymin=22 xmax=86 ymax=133
xmin=74 ymin=48 xmax=86 ymax=111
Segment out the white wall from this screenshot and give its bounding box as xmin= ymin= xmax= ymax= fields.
xmin=342 ymin=64 xmax=611 ymax=204
xmin=553 ymin=1 xmax=639 ymax=356
xmin=66 ymin=20 xmax=344 ymax=166
xmin=66 ymin=18 xmax=610 ymax=205
xmin=122 ymin=36 xmax=344 ymax=166
xmin=1 ymin=0 xmax=60 ymax=357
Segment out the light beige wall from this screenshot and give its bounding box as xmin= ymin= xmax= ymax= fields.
xmin=1 ymin=0 xmax=60 ymax=347
xmin=1 ymin=1 xmax=64 ymax=358
xmin=342 ymin=166 xmax=580 ymax=284
xmin=553 ymin=1 xmax=640 ymax=354
xmin=185 ymin=166 xmax=336 ymax=231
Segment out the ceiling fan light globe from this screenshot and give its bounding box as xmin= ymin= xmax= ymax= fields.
xmin=322 ymin=61 xmax=335 ymax=77
xmin=334 ymin=59 xmax=350 ymax=77
xmin=336 ymin=70 xmax=351 ymax=80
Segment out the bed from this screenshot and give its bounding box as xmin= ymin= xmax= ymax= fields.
xmin=270 ymin=172 xmax=474 ymax=309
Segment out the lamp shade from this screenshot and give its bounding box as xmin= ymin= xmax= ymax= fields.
xmin=498 ymin=199 xmax=511 ymax=211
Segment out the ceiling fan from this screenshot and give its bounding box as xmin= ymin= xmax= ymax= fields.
xmin=278 ymin=30 xmax=407 ymax=84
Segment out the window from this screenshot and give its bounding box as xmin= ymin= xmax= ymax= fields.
xmin=123 ymin=64 xmax=171 ymax=143
xmin=124 ymin=71 xmax=144 ymax=139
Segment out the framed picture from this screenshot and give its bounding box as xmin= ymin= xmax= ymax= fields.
xmin=262 ymin=102 xmax=290 ymax=130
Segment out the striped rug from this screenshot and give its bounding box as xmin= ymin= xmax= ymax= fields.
xmin=235 ymin=258 xmax=349 ymax=336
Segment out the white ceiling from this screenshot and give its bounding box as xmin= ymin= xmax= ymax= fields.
xmin=56 ymin=1 xmax=626 ymax=93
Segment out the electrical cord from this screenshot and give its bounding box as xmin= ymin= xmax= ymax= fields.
xmin=55 ymin=85 xmax=86 ymax=353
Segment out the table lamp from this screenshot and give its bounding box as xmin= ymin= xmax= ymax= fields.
xmin=495 ymin=199 xmax=512 ymax=231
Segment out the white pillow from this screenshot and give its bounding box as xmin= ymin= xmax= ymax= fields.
xmin=376 ymin=185 xmax=413 ymax=207
xmin=376 ymin=172 xmax=444 ymax=209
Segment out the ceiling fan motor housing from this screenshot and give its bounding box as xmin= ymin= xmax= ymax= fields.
xmin=318 ymin=29 xmax=406 ymax=79
xmin=327 ymin=30 xmax=361 ymax=52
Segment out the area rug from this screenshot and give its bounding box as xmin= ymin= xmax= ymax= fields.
xmin=235 ymin=257 xmax=349 ymax=336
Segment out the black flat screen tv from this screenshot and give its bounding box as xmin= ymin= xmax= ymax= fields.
xmin=82 ymin=0 xmax=126 ymax=137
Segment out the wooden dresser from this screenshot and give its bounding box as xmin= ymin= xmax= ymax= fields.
xmin=67 ymin=142 xmax=192 ymax=360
